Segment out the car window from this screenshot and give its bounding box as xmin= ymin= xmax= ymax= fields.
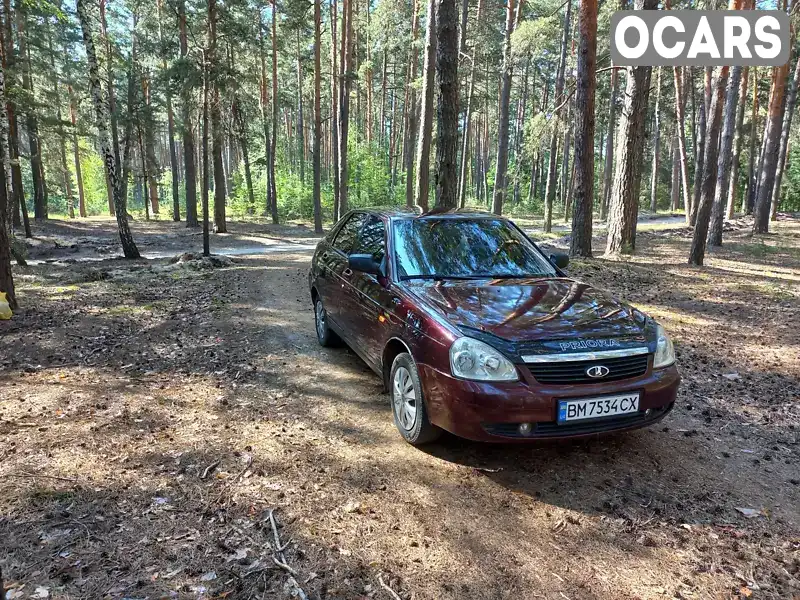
xmin=353 ymin=216 xmax=386 ymax=261
xmin=332 ymin=213 xmax=368 ymax=255
xmin=393 ymin=218 xmax=557 ymax=279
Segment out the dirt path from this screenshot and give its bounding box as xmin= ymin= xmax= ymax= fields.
xmin=1 ymin=217 xmax=798 ymax=599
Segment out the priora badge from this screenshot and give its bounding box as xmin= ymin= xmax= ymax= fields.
xmin=586 ymin=365 xmax=610 ymax=378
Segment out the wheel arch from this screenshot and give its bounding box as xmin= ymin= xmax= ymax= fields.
xmin=382 ymin=337 xmax=412 ymax=392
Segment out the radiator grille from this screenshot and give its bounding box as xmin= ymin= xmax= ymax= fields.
xmin=527 ymin=353 xmax=649 ymax=385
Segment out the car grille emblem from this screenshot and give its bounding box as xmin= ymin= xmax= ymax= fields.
xmin=586 ymin=365 xmax=610 ymax=378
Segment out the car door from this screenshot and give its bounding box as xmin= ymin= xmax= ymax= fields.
xmin=321 ymin=212 xmax=367 ymax=336
xmin=347 ymin=216 xmax=393 ymax=366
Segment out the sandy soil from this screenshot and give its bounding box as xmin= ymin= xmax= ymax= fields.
xmin=1 ymin=216 xmax=798 ymax=600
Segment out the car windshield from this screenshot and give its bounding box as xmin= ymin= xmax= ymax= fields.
xmin=393 ymin=218 xmax=558 ymax=280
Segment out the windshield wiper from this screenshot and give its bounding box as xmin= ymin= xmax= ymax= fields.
xmin=400 ymin=274 xmax=491 ymax=281
xmin=481 ymin=273 xmax=549 ymax=279
xmin=401 ymin=274 xmax=547 ymax=281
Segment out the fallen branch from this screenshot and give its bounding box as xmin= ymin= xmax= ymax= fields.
xmin=268 ymin=508 xmax=308 ymax=600
xmin=1 ymin=472 xmax=77 ymax=483
xmin=272 ymin=556 xmax=298 ymax=576
xmin=377 ymin=573 xmax=403 ymax=600
xmin=201 ymin=460 xmax=220 ymax=480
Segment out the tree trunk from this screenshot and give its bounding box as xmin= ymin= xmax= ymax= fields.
xmin=296 ymin=29 xmax=305 ymax=185
xmin=48 ymin=21 xmax=74 ymax=219
xmin=157 ymin=0 xmax=180 ymax=221
xmin=140 ymin=76 xmax=161 ymax=215
xmin=68 ymin=86 xmax=86 ymax=217
xmin=708 ymin=63 xmax=743 ymax=247
xmin=669 ymin=133 xmax=679 ymax=211
xmin=404 ymin=0 xmax=420 ymax=208
xmin=202 ymin=47 xmax=210 ymax=255
xmin=180 ymin=0 xmax=198 ymax=227
xmin=649 ymin=67 xmax=662 ymax=214
xmin=543 ymin=0 xmax=571 ymax=232
xmin=0 ymin=19 xmax=16 ymax=307
xmin=604 ymin=0 xmax=656 ymax=256
xmin=312 ymin=0 xmax=323 ymax=233
xmin=689 ymin=67 xmax=707 ymax=226
xmin=414 ymin=0 xmax=436 ymax=210
xmin=689 ymin=67 xmax=728 ymax=265
xmin=726 ymin=66 xmax=748 ymax=219
xmin=600 ymin=64 xmax=618 ymax=221
xmin=743 ymin=68 xmax=759 ymax=214
xmin=259 ymin=13 xmax=273 ymax=219
xmin=210 ymin=0 xmax=226 ymax=233
xmin=753 ymin=62 xmax=790 ymax=234
xmin=76 ymin=0 xmax=139 ymax=258
xmin=337 ymin=0 xmax=352 ymax=215
xmin=512 ymin=62 xmax=529 ymax=206
xmin=672 ymin=66 xmax=691 ymax=221
xmin=770 ymin=52 xmax=800 ymax=220
xmin=233 ymin=97 xmax=255 ymax=213
xmin=490 ymin=0 xmax=517 ymax=215
xmin=569 ymin=0 xmax=597 ymax=257
xmin=17 ymin=4 xmax=47 ymax=220
xmin=433 ymin=0 xmax=459 ymax=210
xmin=269 ymin=0 xmax=279 ymax=223
xmin=2 ymin=0 xmax=27 ymax=236
xmin=330 ymin=0 xmax=339 ymax=218
xmin=119 ymin=15 xmax=139 ymax=215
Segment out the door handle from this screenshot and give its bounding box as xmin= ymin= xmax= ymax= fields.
xmin=343 ymin=268 xmax=353 ymax=276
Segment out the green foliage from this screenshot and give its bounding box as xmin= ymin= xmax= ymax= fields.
xmin=80 ymin=147 xmax=111 ymax=215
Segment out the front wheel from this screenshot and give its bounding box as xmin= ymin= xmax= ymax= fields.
xmin=314 ymin=297 xmax=340 ymax=347
xmin=390 ymin=353 xmax=441 ymax=445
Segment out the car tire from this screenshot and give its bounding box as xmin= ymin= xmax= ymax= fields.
xmin=390 ymin=353 xmax=441 ymax=445
xmin=314 ymin=296 xmax=340 ymax=347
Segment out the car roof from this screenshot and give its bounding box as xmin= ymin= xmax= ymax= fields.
xmin=351 ymin=207 xmax=503 ymax=221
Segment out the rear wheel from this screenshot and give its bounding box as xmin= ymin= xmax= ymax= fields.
xmin=314 ymin=296 xmax=339 ymax=347
xmin=390 ymin=353 xmax=441 ymax=445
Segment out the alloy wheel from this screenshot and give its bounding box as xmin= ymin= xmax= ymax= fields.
xmin=315 ymin=300 xmax=326 ymax=340
xmin=392 ymin=366 xmax=417 ymax=430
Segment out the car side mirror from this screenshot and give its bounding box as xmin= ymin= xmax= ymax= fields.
xmin=348 ymin=253 xmax=382 ymax=276
xmin=549 ymin=252 xmax=569 ymax=269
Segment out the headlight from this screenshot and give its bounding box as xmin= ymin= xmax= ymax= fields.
xmin=653 ymin=324 xmax=675 ymax=369
xmin=450 ymin=337 xmax=518 ymax=381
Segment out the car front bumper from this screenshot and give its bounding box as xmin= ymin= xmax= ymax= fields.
xmin=417 ymin=362 xmax=680 ymax=442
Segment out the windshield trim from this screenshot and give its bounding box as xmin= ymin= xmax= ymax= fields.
xmin=391 ymin=216 xmax=558 ymax=281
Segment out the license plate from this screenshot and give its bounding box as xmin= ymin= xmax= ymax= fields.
xmin=558 ymin=392 xmax=640 ymax=423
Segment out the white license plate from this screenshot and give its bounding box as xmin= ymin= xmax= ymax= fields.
xmin=558 ymin=393 xmax=640 ymax=423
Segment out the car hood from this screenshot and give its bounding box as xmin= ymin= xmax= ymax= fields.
xmin=404 ymin=277 xmax=648 ymax=344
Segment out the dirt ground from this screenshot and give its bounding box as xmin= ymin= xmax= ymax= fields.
xmin=1 ymin=215 xmax=798 ymax=600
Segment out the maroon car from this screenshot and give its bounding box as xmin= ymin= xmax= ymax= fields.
xmin=308 ymin=208 xmax=679 ymax=445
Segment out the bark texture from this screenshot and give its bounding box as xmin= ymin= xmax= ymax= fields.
xmin=604 ymin=0 xmax=656 ymax=256
xmin=77 ymin=0 xmax=139 ymax=259
xmin=689 ymin=67 xmax=728 ymax=266
xmin=414 ymin=0 xmax=436 ymax=211
xmin=543 ymin=0 xmax=571 ymax=232
xmin=770 ymin=53 xmax=800 ymax=221
xmin=707 ymin=63 xmax=743 ymax=247
xmin=753 ymin=62 xmax=789 ymax=234
xmin=433 ymin=0 xmax=459 ymax=209
xmin=569 ymin=0 xmax=597 ymax=257
xmin=490 ymin=0 xmax=516 ymax=215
